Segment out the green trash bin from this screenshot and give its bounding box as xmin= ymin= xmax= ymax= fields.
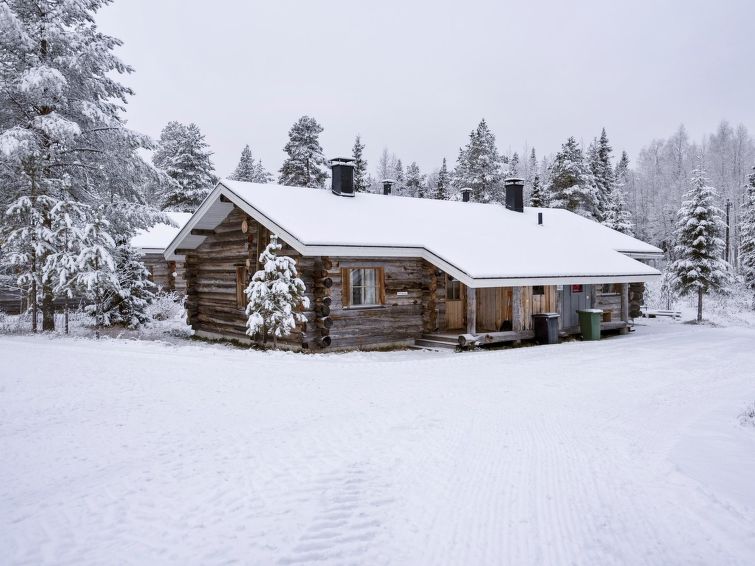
xmin=577 ymin=309 xmax=603 ymax=341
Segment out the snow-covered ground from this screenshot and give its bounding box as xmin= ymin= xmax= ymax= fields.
xmin=2 ymin=322 xmax=755 ymax=565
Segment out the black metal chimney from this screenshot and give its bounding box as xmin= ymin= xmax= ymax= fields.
xmin=504 ymin=177 xmax=524 ymax=213
xmin=461 ymin=188 xmax=472 ymax=202
xmin=330 ymin=157 xmax=355 ymax=197
xmin=382 ymin=179 xmax=394 ymax=195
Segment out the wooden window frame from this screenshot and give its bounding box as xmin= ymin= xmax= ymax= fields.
xmin=341 ymin=267 xmax=385 ymax=308
xmin=235 ymin=265 xmax=248 ymax=308
xmin=600 ymin=283 xmax=620 ymax=296
xmin=446 ymin=275 xmax=462 ymax=301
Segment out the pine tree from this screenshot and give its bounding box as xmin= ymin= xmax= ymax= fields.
xmin=547 ymin=137 xmax=599 ymax=219
xmin=526 ymin=148 xmax=538 ymax=200
xmin=669 ymin=169 xmax=730 ymax=321
xmin=278 ymin=116 xmax=328 ymax=188
xmin=46 ymin=198 xmax=88 ymax=333
xmin=394 ymin=159 xmax=405 ymax=193
xmin=603 ymin=184 xmax=634 ymax=235
xmin=436 ymin=158 xmax=450 ymax=200
xmin=2 ymin=195 xmax=57 ymax=332
xmin=0 ymin=0 xmax=155 ymax=330
xmin=588 ymin=128 xmax=616 ymax=222
xmin=160 ymin=123 xmax=216 ymax=211
xmin=405 ymin=162 xmax=425 ymax=198
xmin=230 ymin=145 xmax=272 ymax=183
xmin=103 ymin=244 xmax=156 ymax=328
xmin=529 ymin=175 xmax=546 ymax=207
xmin=76 ymin=209 xmax=119 ymax=338
xmin=739 ymin=166 xmax=755 ymax=299
xmin=352 ymin=136 xmax=369 ymax=192
xmin=245 ymin=235 xmax=309 ymax=347
xmin=453 ymin=119 xmax=503 ymax=203
xmin=153 ymin=122 xmax=186 ymax=170
xmin=510 ymin=152 xmax=520 ymax=176
xmin=229 ymin=145 xmax=256 ymax=181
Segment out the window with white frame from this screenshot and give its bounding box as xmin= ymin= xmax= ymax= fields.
xmin=350 ymin=268 xmax=379 ymax=306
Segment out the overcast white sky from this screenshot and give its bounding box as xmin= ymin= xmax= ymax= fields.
xmin=97 ymin=0 xmax=755 ymax=178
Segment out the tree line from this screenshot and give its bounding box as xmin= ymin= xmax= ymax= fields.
xmin=1 ymin=1 xmax=754 ymax=334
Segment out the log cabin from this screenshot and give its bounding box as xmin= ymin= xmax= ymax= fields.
xmin=165 ymin=159 xmax=662 ymax=351
xmin=131 ymin=212 xmax=192 ymax=295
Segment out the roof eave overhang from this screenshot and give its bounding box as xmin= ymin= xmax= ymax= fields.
xmin=164 ymin=183 xmax=662 ymax=288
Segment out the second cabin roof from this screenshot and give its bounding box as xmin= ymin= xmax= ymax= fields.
xmin=165 ymin=180 xmax=662 ymax=287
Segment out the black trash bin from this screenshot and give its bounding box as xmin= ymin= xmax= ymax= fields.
xmin=532 ymin=312 xmax=560 ymax=344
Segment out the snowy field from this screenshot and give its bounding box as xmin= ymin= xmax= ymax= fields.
xmin=2 ymin=322 xmax=755 ymax=565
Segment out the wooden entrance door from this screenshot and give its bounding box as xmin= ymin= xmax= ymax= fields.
xmin=445 ymin=276 xmax=465 ymax=330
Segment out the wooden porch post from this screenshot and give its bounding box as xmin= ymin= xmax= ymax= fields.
xmin=512 ymin=286 xmax=523 ymax=332
xmin=620 ymin=283 xmax=629 ymax=322
xmin=620 ymin=283 xmax=630 ymax=334
xmin=466 ymin=285 xmax=477 ymax=335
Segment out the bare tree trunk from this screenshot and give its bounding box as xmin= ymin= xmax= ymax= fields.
xmin=95 ymin=286 xmax=102 ymax=339
xmin=31 ymin=276 xmax=38 ymax=333
xmin=42 ymin=280 xmax=54 ymax=331
xmin=64 ymin=297 xmax=69 ymax=335
xmin=697 ymin=287 xmax=703 ymax=322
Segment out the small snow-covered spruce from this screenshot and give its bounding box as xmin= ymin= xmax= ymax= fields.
xmin=739 ymin=166 xmax=755 ymax=302
xmin=229 ymin=145 xmax=272 ymax=183
xmin=245 ymin=236 xmax=310 ymax=348
xmin=352 ymin=136 xmax=369 ymax=193
xmin=547 ymin=137 xmax=599 ymax=219
xmin=103 ymin=244 xmax=157 ymax=329
xmin=76 ymin=209 xmax=119 ymax=338
xmin=668 ymin=169 xmax=730 ymax=322
xmin=278 ymin=116 xmax=328 ymax=188
xmin=435 ymin=158 xmax=450 ymax=200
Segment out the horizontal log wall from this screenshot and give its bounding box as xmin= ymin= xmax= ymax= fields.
xmin=594 ymin=284 xmax=622 ymax=322
xmin=184 ymin=207 xmax=315 ymax=349
xmin=324 ymin=257 xmax=428 ymax=349
xmin=143 ymin=254 xmax=186 ymax=295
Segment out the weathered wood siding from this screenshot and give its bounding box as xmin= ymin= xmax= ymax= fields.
xmin=325 ymin=257 xmax=427 ymax=349
xmin=183 ymin=205 xmax=430 ymax=350
xmin=185 ymin=207 xmax=312 ymax=347
xmin=473 ymin=286 xmax=556 ymax=332
xmin=143 ymin=254 xmax=186 ymax=295
xmin=594 ymin=285 xmax=622 ymax=322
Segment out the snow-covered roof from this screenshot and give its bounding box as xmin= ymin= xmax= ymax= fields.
xmin=165 ymin=181 xmax=662 ymax=287
xmin=131 ymin=212 xmax=192 ymax=254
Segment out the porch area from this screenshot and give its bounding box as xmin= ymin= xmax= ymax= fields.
xmin=432 ymin=277 xmax=631 ymax=350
